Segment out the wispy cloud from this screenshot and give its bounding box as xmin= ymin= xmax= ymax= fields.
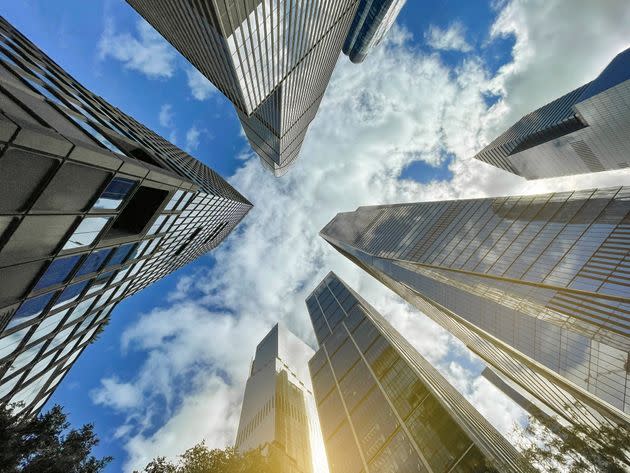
xmin=184 ymin=126 xmax=202 ymax=152
xmin=425 ymin=21 xmax=472 ymax=52
xmin=186 ymin=66 xmax=218 ymax=101
xmin=158 ymin=104 xmax=174 ymax=128
xmin=92 ymin=1 xmax=630 ymax=470
xmin=98 ymin=19 xmax=176 ymax=78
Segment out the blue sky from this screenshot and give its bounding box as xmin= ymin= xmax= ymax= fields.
xmin=3 ymin=1 xmax=630 ymax=471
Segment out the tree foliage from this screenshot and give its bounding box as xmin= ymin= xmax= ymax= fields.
xmin=516 ymin=412 xmax=630 ymax=473
xmin=0 ymin=403 xmax=111 ymax=473
xmin=135 ymin=443 xmax=282 ymax=473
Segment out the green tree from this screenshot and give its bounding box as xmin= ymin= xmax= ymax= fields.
xmin=515 ymin=411 xmax=630 ymax=473
xmin=0 ymin=403 xmax=111 ymax=473
xmin=135 ymin=443 xmax=282 ymax=473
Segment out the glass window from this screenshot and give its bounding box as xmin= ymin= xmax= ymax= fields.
xmin=27 ymin=352 xmax=55 ymax=379
xmin=0 ymin=326 xmax=32 ymax=359
xmin=52 ymin=280 xmax=89 ymax=310
xmin=7 ymin=341 xmax=44 ymax=375
xmin=106 ymin=243 xmax=135 ymax=267
xmin=93 ymin=177 xmax=136 ymax=210
xmin=164 ymin=190 xmax=183 ymax=211
xmin=65 ymin=297 xmax=96 ymax=325
xmin=147 ymin=215 xmax=166 ymax=235
xmin=63 ymin=217 xmax=111 ymax=250
xmin=86 ymin=271 xmax=114 ymax=295
xmin=8 ymin=292 xmax=57 ymax=329
xmin=130 ymin=239 xmax=150 ymax=259
xmin=176 ymin=192 xmax=193 ymax=211
xmin=112 ymin=267 xmax=130 ymax=284
xmin=74 ymin=248 xmax=112 ymax=277
xmin=29 ymin=310 xmax=69 ymax=344
xmin=33 ymin=255 xmax=81 ymax=291
xmin=47 ymin=325 xmax=75 ymax=352
xmin=0 ymin=375 xmax=21 ymax=399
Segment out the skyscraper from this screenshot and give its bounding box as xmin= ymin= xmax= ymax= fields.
xmin=320 ymin=188 xmax=630 ymax=428
xmin=0 ymin=17 xmax=251 ymax=416
xmin=474 ymin=48 xmax=630 ymax=179
xmin=235 ymin=324 xmax=328 ymax=473
xmin=306 ymin=272 xmax=531 ymax=473
xmin=342 ymin=0 xmax=406 ymax=63
xmin=127 ymin=0 xmax=360 ymax=175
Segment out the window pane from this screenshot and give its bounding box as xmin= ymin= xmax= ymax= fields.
xmin=164 ymin=190 xmax=183 ymax=211
xmin=8 ymin=292 xmax=57 ymax=329
xmin=106 ymin=243 xmax=135 ymax=267
xmin=63 ymin=217 xmax=110 ymax=250
xmin=86 ymin=271 xmax=114 ymax=295
xmin=0 ymin=326 xmax=32 ymax=359
xmin=29 ymin=310 xmax=69 ymax=344
xmin=33 ymin=255 xmax=81 ymax=291
xmin=147 ymin=215 xmax=166 ymax=235
xmin=52 ymin=281 xmax=89 ymax=310
xmin=75 ymin=248 xmax=112 ymax=277
xmin=93 ymin=177 xmax=136 ymax=210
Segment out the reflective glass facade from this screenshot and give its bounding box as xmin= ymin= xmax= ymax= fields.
xmin=127 ymin=0 xmax=359 ymax=175
xmin=0 ymin=17 xmax=252 ymax=416
xmin=320 ymin=188 xmax=630 ymax=428
xmin=342 ymin=0 xmax=406 ymax=63
xmin=306 ymin=273 xmax=531 ymax=473
xmin=235 ymin=324 xmax=328 ymax=473
xmin=474 ymin=48 xmax=630 ymax=179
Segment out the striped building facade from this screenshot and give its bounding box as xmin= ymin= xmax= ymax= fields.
xmin=320 ymin=188 xmax=630 ymax=428
xmin=127 ymin=0 xmax=359 ymax=175
xmin=306 ymin=272 xmax=531 ymax=473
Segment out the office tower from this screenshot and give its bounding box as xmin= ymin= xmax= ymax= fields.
xmin=342 ymin=0 xmax=406 ymax=63
xmin=306 ymin=272 xmax=530 ymax=472
xmin=127 ymin=0 xmax=359 ymax=176
xmin=320 ymin=188 xmax=630 ymax=428
xmin=474 ymin=48 xmax=630 ymax=179
xmin=235 ymin=324 xmax=328 ymax=473
xmin=0 ymin=17 xmax=251 ymax=416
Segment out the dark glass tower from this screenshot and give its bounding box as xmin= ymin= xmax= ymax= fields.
xmin=127 ymin=0 xmax=359 ymax=176
xmin=0 ymin=17 xmax=251 ymax=416
xmin=235 ymin=324 xmax=327 ymax=473
xmin=306 ymin=272 xmax=531 ymax=473
xmin=342 ymin=0 xmax=406 ymax=63
xmin=474 ymin=48 xmax=630 ymax=179
xmin=320 ymin=188 xmax=630 ymax=428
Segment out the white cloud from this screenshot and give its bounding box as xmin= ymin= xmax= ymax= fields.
xmin=91 ymin=378 xmax=143 ymax=411
xmin=98 ymin=19 xmax=176 ymax=79
xmin=93 ymin=1 xmax=630 ymax=470
xmin=186 ymin=66 xmax=218 ymax=101
xmin=158 ymin=104 xmax=174 ymax=128
xmin=184 ymin=126 xmax=201 ymax=152
xmin=425 ymin=22 xmax=472 ymax=52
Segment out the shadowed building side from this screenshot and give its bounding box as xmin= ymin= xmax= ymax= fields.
xmin=306 ymin=272 xmax=532 ymax=472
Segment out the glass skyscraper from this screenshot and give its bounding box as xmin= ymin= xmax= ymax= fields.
xmin=235 ymin=324 xmax=328 ymax=473
xmin=342 ymin=0 xmax=406 ymax=63
xmin=0 ymin=17 xmax=251 ymax=416
xmin=306 ymin=272 xmax=531 ymax=473
xmin=474 ymin=48 xmax=630 ymax=179
xmin=320 ymin=188 xmax=630 ymax=429
xmin=127 ymin=0 xmax=359 ymax=176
